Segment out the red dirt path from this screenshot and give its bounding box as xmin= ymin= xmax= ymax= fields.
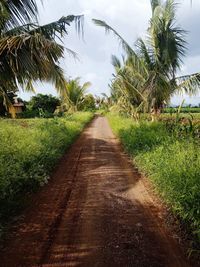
xmin=0 ymin=116 xmax=191 ymax=267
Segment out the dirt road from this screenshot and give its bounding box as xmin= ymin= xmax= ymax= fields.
xmin=0 ymin=116 xmax=190 ymax=267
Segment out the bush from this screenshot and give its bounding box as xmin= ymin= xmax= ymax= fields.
xmin=108 ymin=114 xmax=200 ymax=244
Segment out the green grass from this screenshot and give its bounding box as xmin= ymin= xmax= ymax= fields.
xmin=108 ymin=114 xmax=200 ymax=245
xmin=0 ymin=112 xmax=93 ymax=234
xmin=160 ymin=113 xmax=200 ymax=120
xmin=164 ymin=107 xmax=200 ymax=114
xmin=138 ymin=112 xmax=200 ymax=121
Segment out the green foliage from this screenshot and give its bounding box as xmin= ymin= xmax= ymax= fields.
xmin=0 ymin=112 xmax=93 ymax=227
xmin=160 ymin=113 xmax=200 ymax=121
xmin=0 ymin=92 xmax=17 ymax=116
xmin=79 ymin=94 xmax=96 ymax=111
xmin=93 ymin=1 xmax=200 ymax=118
xmin=21 ymin=109 xmax=55 ymax=119
xmin=0 ymin=0 xmax=84 ymax=107
xmin=59 ymin=78 xmax=92 ymax=112
xmin=21 ymin=94 xmax=60 ymax=118
xmin=28 ymin=94 xmax=60 ymax=113
xmin=164 ymin=107 xmax=200 ymax=114
xmin=108 ymin=114 xmax=200 ymax=245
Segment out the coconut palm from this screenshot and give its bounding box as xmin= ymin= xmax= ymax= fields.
xmin=110 ymin=54 xmax=147 ymax=118
xmin=60 ymin=78 xmax=91 ymax=112
xmin=93 ymin=0 xmax=200 ymax=120
xmin=0 ymin=0 xmax=83 ymax=108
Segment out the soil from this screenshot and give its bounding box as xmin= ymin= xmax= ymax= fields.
xmin=0 ymin=116 xmax=193 ymax=267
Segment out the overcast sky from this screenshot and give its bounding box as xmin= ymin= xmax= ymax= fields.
xmin=20 ymin=0 xmax=200 ymax=105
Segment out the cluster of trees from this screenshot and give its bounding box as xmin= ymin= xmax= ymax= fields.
xmin=93 ymin=0 xmax=200 ymax=120
xmin=0 ymin=0 xmax=98 ymax=117
xmin=9 ymin=78 xmax=96 ymax=118
xmin=0 ymin=0 xmax=197 ymax=120
xmin=58 ymin=77 xmax=95 ymax=113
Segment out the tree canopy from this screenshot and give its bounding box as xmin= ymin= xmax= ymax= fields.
xmin=93 ymin=0 xmax=200 ymax=119
xmin=60 ymin=77 xmax=92 ymax=112
xmin=0 ymin=0 xmax=83 ymax=108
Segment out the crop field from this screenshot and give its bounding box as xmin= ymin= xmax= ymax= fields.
xmin=108 ymin=113 xmax=200 ymax=246
xmin=138 ymin=112 xmax=200 ymax=121
xmin=164 ymin=107 xmax=200 ymax=114
xmin=160 ymin=113 xmax=200 ymax=120
xmin=0 ymin=112 xmax=93 ymax=233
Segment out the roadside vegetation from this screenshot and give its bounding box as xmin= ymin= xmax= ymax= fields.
xmin=20 ymin=94 xmax=61 ymax=118
xmin=57 ymin=77 xmax=94 ymax=113
xmin=0 ymin=0 xmax=200 ymax=259
xmin=159 ymin=112 xmax=200 ymax=121
xmin=108 ymin=114 xmax=200 ymax=249
xmin=164 ymin=107 xmax=200 ymax=114
xmin=93 ymin=0 xmax=200 ymax=255
xmin=0 ymin=0 xmax=96 ymax=240
xmin=0 ymin=112 xmax=93 ymax=236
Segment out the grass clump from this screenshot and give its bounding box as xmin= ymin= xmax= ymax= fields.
xmin=108 ymin=114 xmax=200 ymax=245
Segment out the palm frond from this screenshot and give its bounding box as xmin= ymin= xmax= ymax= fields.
xmin=151 ymin=0 xmax=161 ymax=12
xmin=61 ymin=78 xmax=91 ymax=111
xmin=0 ymin=12 xmax=85 ymax=95
xmin=119 ymin=73 xmax=147 ymax=101
xmin=136 ymin=38 xmax=153 ymax=69
xmin=176 ymin=73 xmax=200 ymax=95
xmin=82 ymin=81 xmax=92 ymax=91
xmin=3 ymin=15 xmax=84 ymax=41
xmin=0 ymin=32 xmax=65 ymax=93
xmin=0 ymin=0 xmax=38 ymax=30
xmin=92 ymin=19 xmax=135 ymax=56
xmin=0 ymin=87 xmax=13 ymax=109
xmin=111 ymin=55 xmax=121 ymax=70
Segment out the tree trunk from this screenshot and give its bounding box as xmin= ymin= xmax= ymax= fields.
xmin=151 ymin=107 xmax=161 ymax=122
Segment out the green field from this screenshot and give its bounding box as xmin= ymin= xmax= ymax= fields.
xmin=164 ymin=107 xmax=200 ymax=114
xmin=0 ymin=112 xmax=93 ymax=233
xmin=160 ymin=113 xmax=200 ymax=120
xmin=138 ymin=112 xmax=200 ymax=121
xmin=108 ymin=114 xmax=200 ymax=246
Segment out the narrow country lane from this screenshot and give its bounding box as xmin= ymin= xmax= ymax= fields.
xmin=0 ymin=116 xmax=190 ymax=267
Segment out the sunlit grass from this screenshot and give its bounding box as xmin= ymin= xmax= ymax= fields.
xmin=108 ymin=113 xmax=200 ymax=245
xmin=0 ymin=112 xmax=93 ymax=233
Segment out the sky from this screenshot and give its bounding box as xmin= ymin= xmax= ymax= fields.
xmin=19 ymin=0 xmax=200 ymax=106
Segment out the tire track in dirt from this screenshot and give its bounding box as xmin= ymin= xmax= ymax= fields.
xmin=0 ymin=116 xmax=192 ymax=267
xmin=38 ymin=147 xmax=83 ymax=265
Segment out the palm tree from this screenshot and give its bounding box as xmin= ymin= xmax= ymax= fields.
xmin=60 ymin=77 xmax=91 ymax=112
xmin=93 ymin=0 xmax=200 ymax=120
xmin=110 ymin=55 xmax=147 ymax=119
xmin=0 ymin=0 xmax=83 ymax=109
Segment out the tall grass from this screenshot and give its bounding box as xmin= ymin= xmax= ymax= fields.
xmin=108 ymin=114 xmax=200 ymax=245
xmin=0 ymin=112 xmax=93 ymax=232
